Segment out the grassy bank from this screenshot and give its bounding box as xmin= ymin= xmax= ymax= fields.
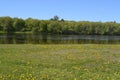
xmin=0 ymin=32 xmax=32 ymax=34
xmin=0 ymin=44 xmax=120 ymax=80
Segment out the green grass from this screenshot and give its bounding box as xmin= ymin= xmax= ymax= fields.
xmin=0 ymin=44 xmax=120 ymax=80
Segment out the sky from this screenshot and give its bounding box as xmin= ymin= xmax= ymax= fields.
xmin=0 ymin=0 xmax=120 ymax=22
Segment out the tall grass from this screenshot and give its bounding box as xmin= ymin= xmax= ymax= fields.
xmin=0 ymin=44 xmax=120 ymax=80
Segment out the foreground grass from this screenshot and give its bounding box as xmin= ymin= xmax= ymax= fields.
xmin=0 ymin=44 xmax=120 ymax=80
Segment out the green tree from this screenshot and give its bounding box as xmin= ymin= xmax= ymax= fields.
xmin=13 ymin=18 xmax=25 ymax=31
xmin=50 ymin=15 xmax=59 ymax=21
xmin=0 ymin=16 xmax=120 ymax=35
xmin=25 ymin=18 xmax=40 ymax=32
xmin=0 ymin=16 xmax=14 ymax=33
xmin=48 ymin=21 xmax=62 ymax=34
xmin=39 ymin=20 xmax=48 ymax=33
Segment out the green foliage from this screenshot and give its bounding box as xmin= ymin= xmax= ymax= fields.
xmin=13 ymin=18 xmax=25 ymax=32
xmin=50 ymin=15 xmax=59 ymax=21
xmin=25 ymin=18 xmax=40 ymax=31
xmin=48 ymin=21 xmax=62 ymax=34
xmin=39 ymin=20 xmax=48 ymax=33
xmin=0 ymin=16 xmax=14 ymax=33
xmin=0 ymin=16 xmax=120 ymax=35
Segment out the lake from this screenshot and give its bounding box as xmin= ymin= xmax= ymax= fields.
xmin=0 ymin=33 xmax=120 ymax=44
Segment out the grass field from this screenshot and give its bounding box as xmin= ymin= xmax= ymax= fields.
xmin=0 ymin=44 xmax=120 ymax=80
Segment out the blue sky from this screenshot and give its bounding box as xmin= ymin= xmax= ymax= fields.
xmin=0 ymin=0 xmax=120 ymax=22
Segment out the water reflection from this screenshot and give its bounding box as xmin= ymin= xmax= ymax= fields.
xmin=0 ymin=33 xmax=120 ymax=44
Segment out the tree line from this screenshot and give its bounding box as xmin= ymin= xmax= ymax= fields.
xmin=0 ymin=16 xmax=120 ymax=35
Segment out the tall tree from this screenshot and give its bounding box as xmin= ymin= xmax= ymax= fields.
xmin=13 ymin=18 xmax=25 ymax=31
xmin=50 ymin=15 xmax=59 ymax=21
xmin=0 ymin=17 xmax=14 ymax=33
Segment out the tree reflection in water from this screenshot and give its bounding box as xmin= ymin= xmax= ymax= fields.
xmin=0 ymin=33 xmax=120 ymax=44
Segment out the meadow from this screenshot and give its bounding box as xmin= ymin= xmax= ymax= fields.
xmin=0 ymin=44 xmax=120 ymax=80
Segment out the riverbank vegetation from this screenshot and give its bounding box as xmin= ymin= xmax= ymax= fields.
xmin=0 ymin=16 xmax=120 ymax=35
xmin=0 ymin=44 xmax=120 ymax=80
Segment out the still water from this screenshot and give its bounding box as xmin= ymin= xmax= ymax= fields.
xmin=0 ymin=33 xmax=120 ymax=44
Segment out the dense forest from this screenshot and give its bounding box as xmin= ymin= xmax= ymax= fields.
xmin=0 ymin=16 xmax=120 ymax=35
